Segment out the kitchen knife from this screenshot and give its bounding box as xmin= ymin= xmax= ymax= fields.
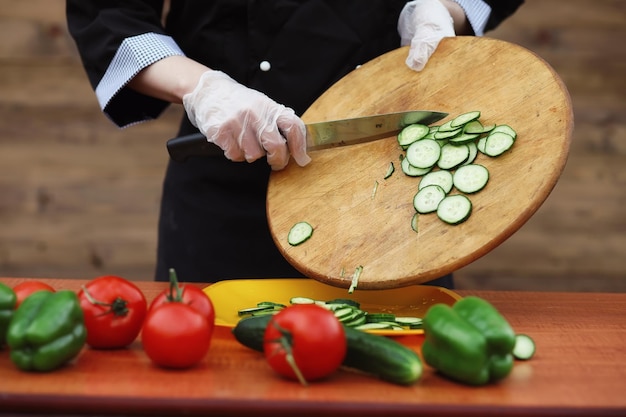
xmin=166 ymin=110 xmax=447 ymax=162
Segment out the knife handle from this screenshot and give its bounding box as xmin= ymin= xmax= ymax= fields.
xmin=166 ymin=132 xmax=219 ymax=162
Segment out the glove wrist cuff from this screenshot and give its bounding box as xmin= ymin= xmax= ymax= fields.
xmin=183 ymin=70 xmax=235 ymax=128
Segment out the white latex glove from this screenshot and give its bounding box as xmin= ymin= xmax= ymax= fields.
xmin=398 ymin=0 xmax=456 ymax=71
xmin=183 ymin=70 xmax=311 ymax=170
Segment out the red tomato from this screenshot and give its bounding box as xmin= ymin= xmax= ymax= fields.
xmin=141 ymin=302 xmax=212 ymax=369
xmin=150 ymin=282 xmax=215 ymax=323
xmin=150 ymin=269 xmax=215 ymax=326
xmin=13 ymin=281 xmax=55 ymax=308
xmin=263 ymin=304 xmax=346 ymax=384
xmin=77 ymin=275 xmax=147 ymax=349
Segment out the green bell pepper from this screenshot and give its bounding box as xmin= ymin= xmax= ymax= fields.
xmin=7 ymin=289 xmax=87 ymax=372
xmin=422 ymin=296 xmax=516 ymax=386
xmin=0 ymin=282 xmax=17 ymax=347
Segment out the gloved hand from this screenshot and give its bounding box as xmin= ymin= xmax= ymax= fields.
xmin=398 ymin=0 xmax=456 ymax=71
xmin=183 ymin=70 xmax=311 ymax=170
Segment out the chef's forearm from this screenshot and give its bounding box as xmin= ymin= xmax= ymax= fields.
xmin=440 ymin=0 xmax=472 ymax=35
xmin=128 ymin=55 xmax=211 ymax=104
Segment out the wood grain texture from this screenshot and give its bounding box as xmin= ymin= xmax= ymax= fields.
xmin=267 ymin=38 xmax=572 ymax=289
xmin=1 ymin=278 xmax=625 ymax=417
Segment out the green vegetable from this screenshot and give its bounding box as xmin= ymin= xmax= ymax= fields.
xmin=397 ymin=123 xmax=429 ymax=148
xmin=342 ymin=326 xmax=422 ymax=385
xmin=513 ymin=333 xmax=536 ymax=360
xmin=7 ymin=290 xmax=87 ymax=372
xmin=232 ymin=314 xmax=271 ymax=352
xmin=232 ymin=314 xmax=422 ymax=385
xmin=436 ymin=194 xmax=473 ymax=225
xmin=414 ymin=184 xmax=447 ymax=214
xmin=287 ymin=221 xmax=314 ymax=246
xmin=383 ymin=162 xmax=395 ymax=179
xmin=0 ymin=282 xmax=17 ymax=347
xmin=422 ymin=296 xmax=516 ymax=386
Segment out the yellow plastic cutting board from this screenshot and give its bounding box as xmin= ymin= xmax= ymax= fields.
xmin=267 ymin=36 xmax=573 ymax=290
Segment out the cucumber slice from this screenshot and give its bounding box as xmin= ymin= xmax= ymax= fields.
xmin=373 ymin=322 xmax=406 ymax=331
xmin=433 ymin=127 xmax=462 ymax=140
xmin=366 ymin=313 xmax=396 ymax=323
xmin=413 ymin=184 xmax=447 ymax=214
xmin=323 ymin=303 xmax=345 ymax=311
xmin=480 ymin=123 xmax=496 ymax=133
xmin=438 ymin=143 xmax=470 ymax=170
xmin=355 ymin=322 xmax=395 ymax=331
xmin=405 ymin=139 xmax=441 ymax=169
xmin=418 ymin=170 xmax=453 ymax=194
xmin=437 ymin=194 xmax=472 ymax=225
xmin=448 ymin=132 xmax=479 ymax=145
xmin=289 ymin=296 xmax=316 ymax=304
xmin=401 ymin=156 xmax=432 ymax=177
xmin=477 ymin=136 xmax=487 ymax=154
xmin=397 ymin=124 xmax=430 ymax=148
xmin=484 ymin=132 xmax=515 ymax=157
xmin=462 ymin=120 xmax=485 ymax=134
xmin=436 ymin=119 xmax=456 ymax=132
xmin=343 ymin=315 xmax=367 ymax=327
xmin=237 ymin=305 xmax=276 ymax=316
xmin=348 ymin=265 xmax=363 ymax=294
xmin=491 ymin=124 xmax=517 ymax=140
xmin=462 ymin=141 xmax=478 ymax=166
xmin=450 ymin=111 xmax=481 ymax=128
xmin=334 ymin=307 xmax=358 ymax=320
xmin=453 ymin=164 xmax=490 ymax=194
xmin=326 ymin=298 xmax=361 ymax=308
xmin=411 ymin=212 xmax=419 ymax=233
xmin=423 ymin=126 xmax=439 ymax=139
xmin=256 ymin=301 xmax=286 ymax=308
xmin=513 ymin=334 xmax=536 ymax=360
xmin=287 ymin=221 xmax=313 ymax=246
xmin=383 ymin=162 xmax=395 ymax=179
xmin=394 ymin=316 xmax=423 ymax=325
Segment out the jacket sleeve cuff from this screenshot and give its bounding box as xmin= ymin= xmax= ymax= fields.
xmin=451 ymin=0 xmax=492 ymax=36
xmin=95 ymin=33 xmax=185 ymax=128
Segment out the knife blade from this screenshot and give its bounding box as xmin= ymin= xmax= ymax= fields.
xmin=166 ymin=110 xmax=447 ymax=162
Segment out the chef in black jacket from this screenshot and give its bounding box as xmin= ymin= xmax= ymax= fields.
xmin=66 ymin=0 xmax=523 ymax=285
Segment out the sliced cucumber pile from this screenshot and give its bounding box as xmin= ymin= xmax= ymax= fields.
xmin=396 ymin=111 xmax=517 ymax=227
xmin=237 ymin=297 xmax=423 ymax=331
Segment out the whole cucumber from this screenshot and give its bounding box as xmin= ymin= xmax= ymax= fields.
xmin=232 ymin=314 xmax=422 ymax=385
xmin=342 ymin=326 xmax=422 ymax=385
xmin=232 ymin=314 xmax=272 ymax=352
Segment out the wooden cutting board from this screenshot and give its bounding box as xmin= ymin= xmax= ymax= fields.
xmin=267 ymin=36 xmax=573 ymax=290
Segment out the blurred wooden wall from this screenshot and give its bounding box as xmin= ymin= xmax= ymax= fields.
xmin=0 ymin=0 xmax=624 ymax=291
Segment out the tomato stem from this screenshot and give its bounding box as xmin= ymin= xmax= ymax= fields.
xmin=81 ymin=285 xmax=129 ymax=317
xmin=166 ymin=268 xmax=185 ymax=302
xmin=284 ymin=349 xmax=308 ymax=386
xmin=272 ymin=321 xmax=308 ymax=386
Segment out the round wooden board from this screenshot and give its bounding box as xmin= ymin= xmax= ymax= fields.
xmin=267 ymin=36 xmax=573 ymax=290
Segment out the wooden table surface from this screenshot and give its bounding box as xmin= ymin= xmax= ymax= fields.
xmin=1 ymin=277 xmax=625 ymax=417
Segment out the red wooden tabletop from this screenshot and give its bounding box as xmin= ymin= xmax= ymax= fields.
xmin=1 ymin=277 xmax=625 ymax=417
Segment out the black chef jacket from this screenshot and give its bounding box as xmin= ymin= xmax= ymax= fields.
xmin=66 ymin=0 xmax=523 ymax=284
